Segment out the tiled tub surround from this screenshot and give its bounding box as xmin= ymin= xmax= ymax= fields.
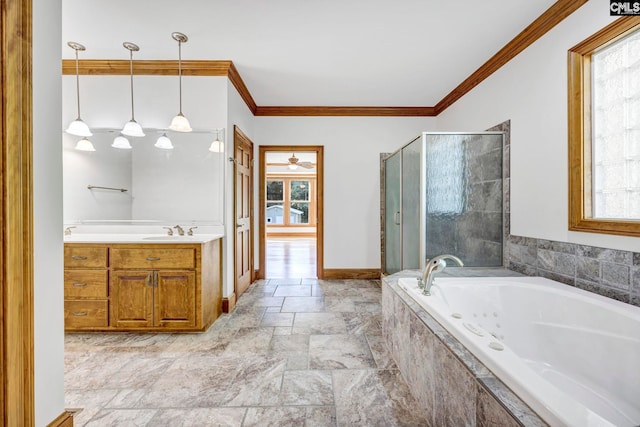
xmin=508 ymin=236 xmax=640 ymax=307
xmin=382 ymin=269 xmax=548 ymax=427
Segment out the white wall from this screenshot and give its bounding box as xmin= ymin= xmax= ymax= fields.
xmin=34 ymin=0 xmax=65 ymax=424
xmin=436 ymin=0 xmax=638 ymax=252
xmin=254 ymin=116 xmax=436 ymax=269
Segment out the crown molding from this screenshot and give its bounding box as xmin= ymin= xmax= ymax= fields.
xmin=61 ymin=59 xmax=232 ymax=76
xmin=61 ymin=0 xmax=587 ymax=117
xmin=434 ymin=0 xmax=588 ymax=114
xmin=254 ymin=106 xmax=437 ymax=117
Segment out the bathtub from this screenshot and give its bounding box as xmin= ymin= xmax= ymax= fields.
xmin=397 ymin=276 xmax=640 ymax=427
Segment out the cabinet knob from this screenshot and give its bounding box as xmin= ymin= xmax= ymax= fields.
xmin=72 ymin=282 xmax=87 ymax=287
xmin=71 ymin=311 xmax=88 ymax=317
xmin=71 ymin=255 xmax=88 ymax=260
xmin=146 ymin=257 xmax=161 ymax=261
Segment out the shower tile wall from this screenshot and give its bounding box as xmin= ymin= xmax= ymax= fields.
xmin=508 ymin=236 xmax=640 ymax=307
xmin=425 ymin=134 xmax=503 ymax=266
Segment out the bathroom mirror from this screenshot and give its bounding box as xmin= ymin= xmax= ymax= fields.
xmin=63 ymin=130 xmax=225 ymax=225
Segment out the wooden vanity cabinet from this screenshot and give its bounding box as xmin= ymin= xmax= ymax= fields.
xmin=64 ymin=239 xmax=222 ymax=332
xmin=63 ymin=246 xmax=109 ymax=329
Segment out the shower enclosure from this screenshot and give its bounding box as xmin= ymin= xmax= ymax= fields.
xmin=382 ymin=132 xmax=504 ymax=275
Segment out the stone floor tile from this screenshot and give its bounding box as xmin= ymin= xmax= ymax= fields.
xmin=292 ymin=312 xmax=348 ymax=335
xmin=309 ymin=334 xmax=376 ymax=369
xmin=261 ymin=312 xmax=295 ymax=327
xmin=280 ymin=370 xmax=334 ymax=405
xmin=281 ymin=296 xmax=325 ymax=312
xmin=273 ymin=285 xmax=312 ymax=297
xmin=83 ymin=409 xmax=157 ymax=427
xmin=333 ymin=369 xmax=429 ymax=426
xmin=147 ymin=408 xmax=246 ymax=427
xmin=64 ymin=278 xmax=422 ymax=427
xmin=242 ymin=407 xmax=306 ymax=427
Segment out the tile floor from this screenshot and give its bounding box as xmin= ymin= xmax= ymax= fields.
xmin=65 ymin=278 xmax=429 ymax=426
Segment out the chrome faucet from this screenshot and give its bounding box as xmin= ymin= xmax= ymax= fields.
xmin=163 ymin=227 xmax=174 ymax=236
xmin=173 ymin=225 xmax=185 ymax=236
xmin=64 ymin=226 xmax=76 ymax=236
xmin=420 ymin=254 xmax=464 ymax=296
xmin=187 ymin=226 xmax=198 ymax=236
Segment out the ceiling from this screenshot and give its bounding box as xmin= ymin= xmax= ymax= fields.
xmin=62 ymin=0 xmax=558 ymax=108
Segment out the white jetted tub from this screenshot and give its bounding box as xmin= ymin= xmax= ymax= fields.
xmin=398 ymin=276 xmax=640 ymax=427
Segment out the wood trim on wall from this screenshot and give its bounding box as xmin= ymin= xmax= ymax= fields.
xmin=222 ymin=293 xmax=237 ymax=313
xmin=568 ymin=17 xmax=640 ymax=237
xmin=323 ymin=269 xmax=380 ymax=280
xmin=2 ymin=0 xmax=35 ymax=424
xmin=61 ymin=59 xmax=232 ymax=76
xmin=47 ymin=411 xmax=74 ymax=427
xmin=435 ymin=0 xmax=588 ymax=114
xmin=254 ymin=106 xmax=436 ymax=117
xmin=59 ymin=1 xmax=585 ymax=118
xmin=59 ymin=1 xmax=586 ymax=118
xmin=259 ymin=146 xmax=324 ymax=280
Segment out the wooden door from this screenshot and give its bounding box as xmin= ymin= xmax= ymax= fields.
xmin=154 ymin=270 xmax=196 ymax=328
xmin=234 ymin=126 xmax=254 ymax=299
xmin=110 ymin=270 xmax=154 ymax=328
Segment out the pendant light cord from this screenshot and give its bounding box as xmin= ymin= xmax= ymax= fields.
xmin=75 ymin=48 xmax=81 ymax=120
xmin=129 ymin=48 xmax=135 ymax=121
xmin=178 ymin=40 xmax=183 ymax=115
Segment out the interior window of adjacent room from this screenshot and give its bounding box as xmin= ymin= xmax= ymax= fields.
xmin=568 ymin=17 xmax=640 ymax=237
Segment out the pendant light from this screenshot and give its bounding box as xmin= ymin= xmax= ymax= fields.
xmin=75 ymin=137 xmax=96 ymax=152
xmin=155 ymin=133 xmax=174 ymax=150
xmin=209 ymin=129 xmax=224 ymax=152
xmin=112 ymin=133 xmax=132 ymax=149
xmin=66 ymin=41 xmax=93 ymax=137
xmin=169 ymin=32 xmax=192 ymax=132
xmin=121 ymin=42 xmax=145 ymax=137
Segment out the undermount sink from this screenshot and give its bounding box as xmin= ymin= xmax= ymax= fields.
xmin=143 ymin=235 xmax=197 ymax=241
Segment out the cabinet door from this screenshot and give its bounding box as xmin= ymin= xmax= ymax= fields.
xmin=110 ymin=270 xmax=154 ymax=328
xmin=154 ymin=270 xmax=196 ymax=328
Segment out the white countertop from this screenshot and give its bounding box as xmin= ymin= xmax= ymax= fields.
xmin=64 ymin=233 xmax=224 ymax=244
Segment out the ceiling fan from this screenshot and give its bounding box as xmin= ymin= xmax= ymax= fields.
xmin=287 ymin=153 xmax=314 ymax=170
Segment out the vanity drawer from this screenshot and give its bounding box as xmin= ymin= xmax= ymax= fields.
xmin=64 ymin=246 xmax=108 ymax=268
xmin=110 ymin=247 xmax=196 ymax=269
xmin=64 ymin=300 xmax=108 ymax=328
xmin=64 ymin=270 xmax=108 ymax=298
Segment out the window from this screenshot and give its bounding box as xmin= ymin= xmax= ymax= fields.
xmin=568 ymin=17 xmax=640 ymax=237
xmin=265 ymin=176 xmax=315 ymax=226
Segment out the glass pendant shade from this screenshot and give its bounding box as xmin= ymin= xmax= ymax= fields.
xmin=288 ymin=163 xmax=298 ymax=171
xmin=66 ymin=41 xmax=92 ymax=137
xmin=169 ymin=113 xmax=192 ymax=132
xmin=122 ymin=42 xmax=145 ymax=137
xmin=209 ymin=138 xmax=224 ymax=153
xmin=155 ymin=133 xmax=173 ymax=150
xmin=121 ymin=120 xmax=145 ymax=137
xmin=169 ymin=32 xmax=192 ymax=132
xmin=66 ymin=119 xmax=92 ymax=137
xmin=112 ymin=134 xmax=132 ymax=149
xmin=75 ymin=137 xmax=96 ymax=152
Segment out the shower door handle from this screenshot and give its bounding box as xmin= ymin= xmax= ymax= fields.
xmin=394 ymin=212 xmax=401 ymax=225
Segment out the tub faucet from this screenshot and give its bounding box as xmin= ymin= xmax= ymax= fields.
xmin=421 ymin=254 xmax=464 ymax=296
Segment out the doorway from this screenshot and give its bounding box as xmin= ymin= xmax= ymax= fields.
xmin=258 ymin=146 xmax=324 ymax=279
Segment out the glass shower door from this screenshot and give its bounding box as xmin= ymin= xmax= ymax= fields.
xmin=384 ymin=151 xmax=401 ymax=274
xmin=401 ymin=137 xmax=424 ymax=270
